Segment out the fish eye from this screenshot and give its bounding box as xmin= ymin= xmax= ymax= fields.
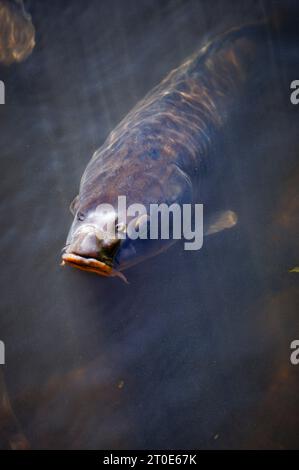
xmin=115 ymin=222 xmax=126 ymax=233
xmin=77 ymin=211 xmax=85 ymax=221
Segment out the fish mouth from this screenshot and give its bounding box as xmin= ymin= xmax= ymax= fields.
xmin=61 ymin=253 xmax=128 ymax=283
xmin=61 ymin=253 xmax=112 ymax=276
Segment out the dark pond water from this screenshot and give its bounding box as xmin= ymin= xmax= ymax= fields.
xmin=0 ymin=0 xmax=298 ymax=449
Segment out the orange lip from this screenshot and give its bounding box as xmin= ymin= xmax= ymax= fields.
xmin=61 ymin=253 xmax=128 ymax=283
xmin=61 ymin=253 xmax=112 ymax=277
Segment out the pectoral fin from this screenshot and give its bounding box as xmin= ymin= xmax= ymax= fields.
xmin=204 ymin=210 xmax=238 ymax=236
xmin=69 ymin=195 xmax=79 ymax=215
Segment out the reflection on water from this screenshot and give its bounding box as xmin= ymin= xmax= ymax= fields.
xmin=0 ymin=0 xmax=35 ymax=65
xmin=0 ymin=0 xmax=298 ymax=449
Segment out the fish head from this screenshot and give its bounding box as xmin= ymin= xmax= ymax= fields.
xmin=61 ymin=198 xmax=172 ymax=282
xmin=61 ymin=202 xmax=128 ymax=282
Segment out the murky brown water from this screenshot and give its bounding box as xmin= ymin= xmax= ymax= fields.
xmin=0 ymin=0 xmax=298 ymax=449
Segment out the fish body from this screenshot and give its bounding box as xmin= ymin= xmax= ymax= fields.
xmin=62 ymin=24 xmax=266 ymax=279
